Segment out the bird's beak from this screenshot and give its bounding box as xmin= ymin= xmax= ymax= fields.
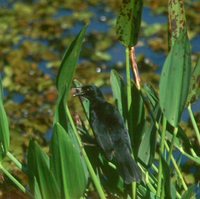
xmin=72 ymin=87 xmax=84 ymax=97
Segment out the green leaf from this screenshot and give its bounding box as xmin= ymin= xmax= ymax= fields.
xmin=54 ymin=85 xmax=69 ymax=132
xmin=50 ymin=123 xmax=88 ymax=199
xmin=138 ymin=85 xmax=159 ymax=167
xmin=0 ymin=77 xmax=10 ymax=159
xmin=27 ymin=140 xmax=60 ymax=199
xmin=54 ymin=81 xmax=89 ymax=182
xmin=110 ymin=70 xmax=127 ymax=120
xmin=130 ymin=82 xmax=145 ymax=153
xmin=187 ymin=57 xmax=200 ymax=104
xmin=33 ymin=177 xmax=42 ymax=199
xmin=56 ymin=26 xmax=87 ymax=98
xmin=159 ymin=29 xmax=191 ymax=127
xmin=54 ymin=25 xmax=87 ymax=138
xmin=116 ymin=0 xmax=143 ymax=47
xmin=138 ymin=120 xmax=157 ymax=167
xmin=142 ymin=84 xmax=159 ymax=111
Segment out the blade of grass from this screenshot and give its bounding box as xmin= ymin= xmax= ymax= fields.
xmin=0 ymin=77 xmax=10 ymax=158
xmin=188 ymin=104 xmax=200 ymax=146
xmin=0 ymin=164 xmax=27 ymax=194
xmin=7 ymin=152 xmax=23 ymax=170
xmin=164 ymin=141 xmax=187 ymax=191
xmin=157 ymin=117 xmax=167 ymax=197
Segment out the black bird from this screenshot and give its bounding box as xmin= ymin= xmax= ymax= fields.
xmin=74 ymin=85 xmax=142 ymax=184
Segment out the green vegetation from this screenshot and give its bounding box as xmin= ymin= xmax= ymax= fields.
xmin=0 ymin=0 xmax=200 ymax=198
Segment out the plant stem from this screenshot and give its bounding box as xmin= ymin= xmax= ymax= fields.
xmin=126 ymin=47 xmax=137 ymax=199
xmin=177 ymin=147 xmax=200 ymax=165
xmin=0 ymin=164 xmax=26 ymax=193
xmin=164 ymin=142 xmax=188 ymax=191
xmin=7 ymin=152 xmax=23 ymax=170
xmin=167 ymin=127 xmax=178 ymax=164
xmin=126 ymin=47 xmax=132 ymax=112
xmin=132 ymin=182 xmax=136 ymax=199
xmin=130 ymin=47 xmax=141 ymax=89
xmin=66 ymin=106 xmax=106 ymax=199
xmin=188 ymin=104 xmax=200 ymax=146
xmin=156 ymin=117 xmax=167 ymax=197
xmin=145 ymin=172 xmax=157 ymax=193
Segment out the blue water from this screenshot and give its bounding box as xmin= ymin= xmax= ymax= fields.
xmin=12 ymin=93 xmax=25 ymax=104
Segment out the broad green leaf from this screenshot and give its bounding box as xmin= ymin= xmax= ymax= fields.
xmin=54 ymin=26 xmax=88 ymax=144
xmin=159 ymin=29 xmax=191 ymax=127
xmin=50 ymin=123 xmax=87 ymax=199
xmin=168 ymin=0 xmax=186 ymax=46
xmin=110 ymin=70 xmax=127 ymax=121
xmin=54 ymin=85 xmax=68 ymax=131
xmin=56 ymin=26 xmax=87 ymax=98
xmin=54 ymin=87 xmax=89 ymax=178
xmin=0 ymin=77 xmax=10 ymax=159
xmin=187 ymin=57 xmax=200 ymax=104
xmin=116 ymin=0 xmax=143 ymax=47
xmin=130 ymin=82 xmax=145 ymax=153
xmin=27 ymin=140 xmax=60 ymax=199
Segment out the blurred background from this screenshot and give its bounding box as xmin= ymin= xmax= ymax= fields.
xmin=0 ymin=0 xmax=199 ymax=198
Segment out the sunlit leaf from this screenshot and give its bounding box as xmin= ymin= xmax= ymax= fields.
xmin=27 ymin=140 xmax=60 ymax=199
xmin=50 ymin=123 xmax=88 ymax=199
xmin=116 ymin=0 xmax=143 ymax=47
xmin=110 ymin=70 xmax=127 ymax=121
xmin=0 ymin=77 xmax=10 ymax=159
xmin=56 ymin=26 xmax=87 ymax=98
xmin=159 ymin=29 xmax=191 ymax=127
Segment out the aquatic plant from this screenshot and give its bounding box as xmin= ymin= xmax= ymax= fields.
xmin=0 ymin=0 xmax=200 ymax=198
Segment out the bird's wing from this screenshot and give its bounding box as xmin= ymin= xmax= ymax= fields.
xmin=104 ymin=105 xmax=132 ymax=152
xmin=91 ymin=115 xmax=115 ymax=160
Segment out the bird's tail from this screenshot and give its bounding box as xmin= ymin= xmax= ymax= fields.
xmin=115 ymin=148 xmax=142 ymax=184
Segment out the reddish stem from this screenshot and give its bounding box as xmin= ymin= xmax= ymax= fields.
xmin=130 ymin=47 xmax=141 ymax=90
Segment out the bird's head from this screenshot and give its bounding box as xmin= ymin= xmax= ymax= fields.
xmin=73 ymin=85 xmax=104 ymax=101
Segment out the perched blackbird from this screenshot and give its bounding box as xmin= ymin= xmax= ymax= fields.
xmin=74 ymin=85 xmax=142 ymax=184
